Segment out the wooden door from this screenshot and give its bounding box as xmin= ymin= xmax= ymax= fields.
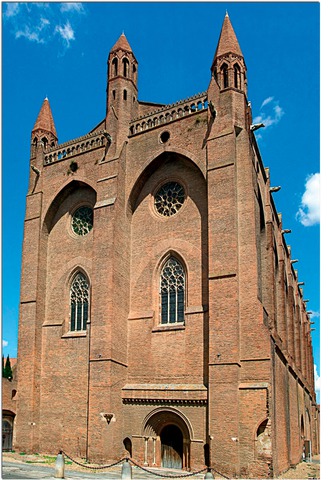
xmin=2 ymin=420 xmax=13 ymax=451
xmin=161 ymin=425 xmax=183 ymax=469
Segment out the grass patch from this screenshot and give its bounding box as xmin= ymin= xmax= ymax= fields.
xmin=25 ymin=460 xmax=46 ymax=464
xmin=42 ymin=455 xmax=57 ymax=464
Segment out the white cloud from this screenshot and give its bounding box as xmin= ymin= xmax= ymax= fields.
xmin=296 ymin=173 xmax=320 ymax=226
xmin=15 ymin=16 xmax=51 ymax=44
xmin=55 ymin=21 xmax=75 ymax=46
xmin=314 ymin=364 xmax=320 ymax=393
xmin=3 ymin=2 xmax=20 ymax=18
xmin=253 ymin=97 xmax=285 ymax=137
xmin=4 ymin=3 xmax=85 ymax=48
xmin=261 ymin=96 xmax=274 ymax=108
xmin=3 ymin=340 xmax=8 ymax=347
xmin=60 ymin=3 xmax=85 ymax=14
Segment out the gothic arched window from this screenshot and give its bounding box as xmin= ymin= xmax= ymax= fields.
xmin=160 ymin=257 xmax=185 ymax=325
xmin=112 ymin=57 xmax=118 ymax=77
xmin=70 ymin=272 xmax=89 ymax=331
xmin=123 ymin=58 xmax=129 ymax=77
xmin=234 ymin=63 xmax=241 ymax=89
xmin=221 ymin=63 xmax=229 ymax=88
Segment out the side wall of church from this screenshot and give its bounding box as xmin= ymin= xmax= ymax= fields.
xmin=15 ymin=19 xmax=318 ymax=478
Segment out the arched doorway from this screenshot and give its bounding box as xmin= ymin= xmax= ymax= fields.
xmin=123 ymin=437 xmax=132 ymax=457
xmin=161 ymin=424 xmax=183 ymax=468
xmin=2 ymin=419 xmax=13 ymax=451
xmin=142 ymin=407 xmax=192 ymax=469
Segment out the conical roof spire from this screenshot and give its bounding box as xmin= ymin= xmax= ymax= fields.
xmin=214 ymin=12 xmax=243 ymax=58
xmin=110 ymin=32 xmax=133 ymax=53
xmin=32 ymin=97 xmax=57 ymax=138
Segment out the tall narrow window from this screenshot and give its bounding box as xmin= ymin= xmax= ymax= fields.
xmin=123 ymin=58 xmax=129 ymax=77
xmin=112 ymin=57 xmax=118 ymax=77
xmin=160 ymin=257 xmax=185 ymax=325
xmin=221 ymin=63 xmax=229 ymax=88
xmin=234 ymin=64 xmax=241 ymax=89
xmin=70 ymin=273 xmax=89 ymax=331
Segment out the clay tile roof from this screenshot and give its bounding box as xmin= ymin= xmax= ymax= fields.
xmin=32 ymin=97 xmax=57 ymax=138
xmin=110 ymin=33 xmax=133 ymax=53
xmin=214 ymin=12 xmax=243 ymax=58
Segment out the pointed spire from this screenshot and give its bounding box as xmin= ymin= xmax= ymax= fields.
xmin=32 ymin=97 xmax=57 ymax=138
xmin=214 ymin=13 xmax=243 ymax=58
xmin=110 ymin=33 xmax=133 ymax=53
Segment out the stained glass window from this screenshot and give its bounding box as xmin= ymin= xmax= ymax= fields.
xmin=72 ymin=206 xmax=93 ymax=236
xmin=160 ymin=257 xmax=185 ymax=324
xmin=70 ymin=273 xmax=89 ymax=331
xmin=154 ymin=182 xmax=185 ymax=217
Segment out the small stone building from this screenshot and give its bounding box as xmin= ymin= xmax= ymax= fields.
xmin=14 ymin=13 xmax=319 ymax=478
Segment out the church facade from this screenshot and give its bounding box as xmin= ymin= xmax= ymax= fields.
xmin=15 ymin=14 xmax=319 ymax=478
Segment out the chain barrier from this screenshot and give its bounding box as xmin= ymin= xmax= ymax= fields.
xmin=60 ymin=450 xmax=230 ymax=479
xmin=211 ymin=467 xmax=230 ymax=479
xmin=128 ymin=457 xmax=208 ymax=478
xmin=61 ymin=450 xmax=125 ymax=470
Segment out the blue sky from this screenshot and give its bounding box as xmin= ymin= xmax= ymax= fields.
xmin=2 ymin=2 xmax=320 ymax=402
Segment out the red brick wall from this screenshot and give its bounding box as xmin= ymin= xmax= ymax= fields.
xmin=15 ymin=22 xmax=318 ymax=479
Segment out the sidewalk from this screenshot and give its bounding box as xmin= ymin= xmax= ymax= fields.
xmin=2 ymin=452 xmax=320 ymax=479
xmin=2 ymin=454 xmax=208 ymax=479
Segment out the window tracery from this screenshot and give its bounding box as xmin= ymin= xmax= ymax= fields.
xmin=72 ymin=206 xmax=93 ymax=236
xmin=154 ymin=182 xmax=185 ymax=217
xmin=70 ymin=272 xmax=89 ymax=331
xmin=160 ymin=257 xmax=185 ymax=324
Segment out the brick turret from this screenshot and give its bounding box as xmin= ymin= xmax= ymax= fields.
xmin=105 ymin=33 xmax=138 ymax=157
xmin=209 ymin=12 xmax=247 ymax=94
xmin=31 ymin=97 xmax=58 ymax=154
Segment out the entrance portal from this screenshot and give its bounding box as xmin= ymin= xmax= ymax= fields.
xmin=161 ymin=425 xmax=183 ymax=469
xmin=2 ymin=419 xmax=13 ymax=451
xmin=142 ymin=407 xmax=192 ymax=469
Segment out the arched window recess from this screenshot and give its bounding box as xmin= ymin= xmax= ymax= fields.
xmin=123 ymin=57 xmax=130 ymax=78
xmin=160 ymin=256 xmax=185 ymax=325
xmin=220 ymin=63 xmax=229 ymax=89
xmin=70 ymin=272 xmax=90 ymax=331
xmin=233 ymin=63 xmax=241 ymax=89
xmin=112 ymin=57 xmax=118 ymax=77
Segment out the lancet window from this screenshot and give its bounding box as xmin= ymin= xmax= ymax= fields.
xmin=123 ymin=58 xmax=130 ymax=77
xmin=234 ymin=63 xmax=241 ymax=89
xmin=221 ymin=63 xmax=229 ymax=88
xmin=112 ymin=57 xmax=118 ymax=77
xmin=70 ymin=272 xmax=89 ymax=331
xmin=160 ymin=257 xmax=185 ymax=325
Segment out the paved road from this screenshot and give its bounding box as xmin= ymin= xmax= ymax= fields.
xmin=2 ymin=461 xmax=208 ymax=479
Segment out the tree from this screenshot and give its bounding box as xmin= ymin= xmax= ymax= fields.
xmin=3 ymin=354 xmax=13 ymax=380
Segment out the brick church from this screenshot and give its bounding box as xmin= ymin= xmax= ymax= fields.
xmin=15 ymin=13 xmax=319 ymax=478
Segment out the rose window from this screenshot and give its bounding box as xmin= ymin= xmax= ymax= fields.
xmin=154 ymin=182 xmax=185 ymax=217
xmin=72 ymin=206 xmax=93 ymax=236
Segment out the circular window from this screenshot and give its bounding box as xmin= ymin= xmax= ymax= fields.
xmin=154 ymin=182 xmax=185 ymax=217
xmin=160 ymin=131 xmax=170 ymax=143
xmin=72 ymin=206 xmax=93 ymax=236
